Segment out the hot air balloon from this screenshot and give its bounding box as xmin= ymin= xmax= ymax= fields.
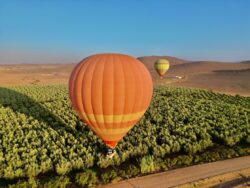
xmin=154 ymin=59 xmax=170 ymax=78
xmin=69 ymin=53 xmax=153 ymax=155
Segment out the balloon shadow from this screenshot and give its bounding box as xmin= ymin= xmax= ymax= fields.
xmin=0 ymin=87 xmax=109 ymax=155
xmin=0 ymin=87 xmax=75 ymax=133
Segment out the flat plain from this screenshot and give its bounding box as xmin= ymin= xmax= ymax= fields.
xmin=1 ymin=56 xmax=249 ymax=96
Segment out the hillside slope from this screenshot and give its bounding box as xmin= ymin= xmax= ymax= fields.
xmin=168 ymin=61 xmax=250 ymax=76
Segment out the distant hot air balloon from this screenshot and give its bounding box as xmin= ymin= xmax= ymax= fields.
xmin=69 ymin=53 xmax=153 ymax=152
xmin=154 ymin=59 xmax=170 ymax=78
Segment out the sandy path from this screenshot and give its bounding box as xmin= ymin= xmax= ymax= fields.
xmin=103 ymin=156 xmax=250 ymax=188
xmin=179 ymin=168 xmax=250 ymax=188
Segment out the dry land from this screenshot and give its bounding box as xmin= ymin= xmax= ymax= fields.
xmin=1 ymin=57 xmax=249 ymax=96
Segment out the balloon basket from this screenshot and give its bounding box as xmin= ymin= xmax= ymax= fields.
xmin=106 ymin=148 xmax=116 ymax=159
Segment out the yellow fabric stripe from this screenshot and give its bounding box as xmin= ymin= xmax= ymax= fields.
xmin=154 ymin=63 xmax=169 ymax=70
xmin=95 ymin=126 xmax=131 ymax=135
xmin=95 ymin=127 xmax=131 ymax=141
xmin=80 ymin=110 xmax=145 ymax=123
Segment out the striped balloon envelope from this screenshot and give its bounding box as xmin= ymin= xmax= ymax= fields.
xmin=154 ymin=59 xmax=170 ymax=78
xmin=69 ymin=53 xmax=153 ymax=149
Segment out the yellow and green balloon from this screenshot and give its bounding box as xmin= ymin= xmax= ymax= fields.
xmin=154 ymin=59 xmax=170 ymax=78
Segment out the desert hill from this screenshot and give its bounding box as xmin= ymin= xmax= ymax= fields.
xmin=137 ymin=56 xmax=188 ymax=71
xmin=0 ymin=56 xmax=250 ymax=96
xmin=167 ymin=61 xmax=250 ymax=76
xmin=138 ymin=55 xmax=188 ymax=65
xmin=240 ymin=60 xmax=250 ymax=64
xmin=137 ymin=57 xmax=250 ymax=80
xmin=136 ymin=57 xmax=250 ymax=96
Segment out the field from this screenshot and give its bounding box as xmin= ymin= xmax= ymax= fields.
xmin=0 ymin=64 xmax=72 ymax=86
xmin=0 ymin=85 xmax=249 ymax=187
xmin=0 ymin=57 xmax=250 ymax=96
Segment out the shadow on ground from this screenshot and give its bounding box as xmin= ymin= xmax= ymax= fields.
xmin=0 ymin=87 xmax=75 ymax=133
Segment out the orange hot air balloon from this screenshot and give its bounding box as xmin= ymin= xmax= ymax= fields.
xmin=69 ymin=53 xmax=153 ymax=149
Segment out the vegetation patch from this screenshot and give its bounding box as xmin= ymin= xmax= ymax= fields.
xmin=0 ymin=85 xmax=249 ymax=187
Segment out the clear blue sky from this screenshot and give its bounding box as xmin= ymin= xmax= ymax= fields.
xmin=0 ymin=0 xmax=250 ymax=63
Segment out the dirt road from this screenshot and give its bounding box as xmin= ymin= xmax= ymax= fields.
xmin=103 ymin=156 xmax=250 ymax=188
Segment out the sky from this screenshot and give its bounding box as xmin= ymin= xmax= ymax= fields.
xmin=0 ymin=0 xmax=250 ymax=63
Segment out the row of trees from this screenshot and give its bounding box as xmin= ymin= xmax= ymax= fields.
xmin=7 ymin=146 xmax=250 ymax=187
xmin=0 ymin=85 xmax=249 ymax=185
